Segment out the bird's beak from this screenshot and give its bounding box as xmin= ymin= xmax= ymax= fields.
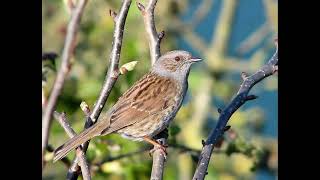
xmin=189 ymin=57 xmax=202 ymax=63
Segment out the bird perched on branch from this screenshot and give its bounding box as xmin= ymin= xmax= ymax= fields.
xmin=53 ymin=50 xmax=202 ymax=162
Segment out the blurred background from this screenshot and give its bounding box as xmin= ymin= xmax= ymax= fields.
xmin=42 ymin=0 xmax=278 ymax=179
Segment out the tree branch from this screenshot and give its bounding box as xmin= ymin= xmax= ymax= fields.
xmin=192 ymin=39 xmax=278 ymax=180
xmin=150 ymin=130 xmax=168 ymax=180
xmin=136 ymin=1 xmax=168 ymax=179
xmin=66 ymin=1 xmax=132 ymax=179
xmin=137 ymin=0 xmax=163 ymax=64
xmin=42 ymin=0 xmax=88 ymax=168
xmin=53 ymin=112 xmax=91 ymax=180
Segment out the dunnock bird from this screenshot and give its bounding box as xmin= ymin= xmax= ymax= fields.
xmin=53 ymin=50 xmax=201 ymax=162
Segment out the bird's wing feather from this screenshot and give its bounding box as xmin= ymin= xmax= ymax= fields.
xmin=101 ymin=72 xmax=178 ymax=135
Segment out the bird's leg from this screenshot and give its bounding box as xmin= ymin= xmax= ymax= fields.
xmin=143 ymin=136 xmax=168 ymax=158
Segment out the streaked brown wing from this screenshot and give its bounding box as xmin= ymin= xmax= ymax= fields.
xmin=102 ymin=72 xmax=178 ymax=134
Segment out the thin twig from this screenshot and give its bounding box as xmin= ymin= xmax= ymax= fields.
xmin=42 ymin=0 xmax=88 ymax=168
xmin=66 ymin=1 xmax=132 ymax=179
xmin=137 ymin=0 xmax=163 ymax=64
xmin=192 ymin=39 xmax=278 ymax=180
xmin=53 ymin=112 xmax=91 ymax=180
xmin=53 ymin=112 xmax=77 ymax=137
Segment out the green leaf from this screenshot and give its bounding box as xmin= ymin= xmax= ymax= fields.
xmin=169 ymin=124 xmax=181 ymax=137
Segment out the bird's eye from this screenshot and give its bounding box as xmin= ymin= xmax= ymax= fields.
xmin=174 ymin=56 xmax=180 ymax=61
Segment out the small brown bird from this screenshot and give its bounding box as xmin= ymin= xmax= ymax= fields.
xmin=53 ymin=50 xmax=201 ymax=162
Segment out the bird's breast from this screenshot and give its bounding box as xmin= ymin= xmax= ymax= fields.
xmin=162 ymin=81 xmax=187 ymax=124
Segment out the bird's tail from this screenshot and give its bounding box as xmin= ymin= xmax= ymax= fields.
xmin=53 ymin=122 xmax=105 ymax=162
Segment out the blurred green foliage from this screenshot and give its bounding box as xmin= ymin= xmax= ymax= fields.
xmin=43 ymin=0 xmax=277 ymax=179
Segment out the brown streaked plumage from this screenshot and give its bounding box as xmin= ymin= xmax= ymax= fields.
xmin=53 ymin=50 xmax=202 ymax=162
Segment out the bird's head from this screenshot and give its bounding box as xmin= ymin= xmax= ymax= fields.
xmin=152 ymin=50 xmax=202 ymax=81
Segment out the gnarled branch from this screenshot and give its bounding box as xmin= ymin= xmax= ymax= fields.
xmin=192 ymin=39 xmax=278 ymax=180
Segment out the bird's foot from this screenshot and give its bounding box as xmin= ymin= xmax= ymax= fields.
xmin=149 ymin=144 xmax=168 ymax=159
xmin=144 ymin=136 xmax=168 ymax=159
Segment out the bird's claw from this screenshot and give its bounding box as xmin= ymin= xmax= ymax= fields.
xmin=149 ymin=144 xmax=168 ymax=160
